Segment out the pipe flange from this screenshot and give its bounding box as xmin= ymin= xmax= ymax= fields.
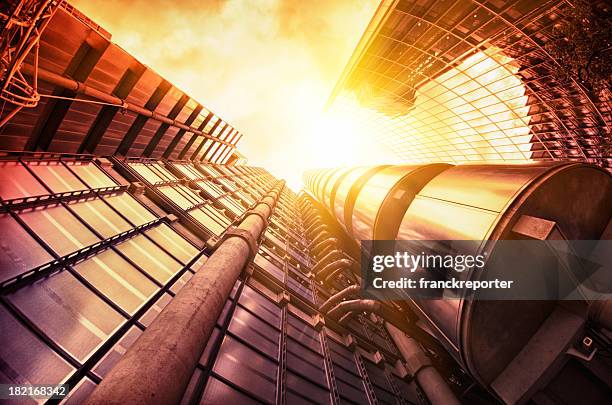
xmin=404 ymin=350 xmax=432 ymax=377
xmin=258 ymin=197 xmax=276 ymax=212
xmin=242 ymin=209 xmax=269 ymax=230
xmin=221 ymin=227 xmax=259 ymax=261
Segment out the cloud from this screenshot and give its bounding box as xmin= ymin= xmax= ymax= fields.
xmin=70 ymin=0 xmax=386 ymax=188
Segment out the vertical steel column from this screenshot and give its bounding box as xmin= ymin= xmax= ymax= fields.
xmin=85 ymin=181 xmax=285 ymax=405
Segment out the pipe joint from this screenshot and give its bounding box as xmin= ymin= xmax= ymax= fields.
xmin=320 ymin=285 xmax=361 ymax=313
xmin=315 ymin=259 xmax=354 ymax=280
xmin=221 ymin=226 xmax=259 ymax=261
xmin=404 ymin=349 xmax=432 ymax=377
xmin=310 ymin=238 xmax=338 ymax=256
xmin=312 ymin=249 xmax=345 ymax=273
xmin=240 ymin=209 xmax=269 ymax=234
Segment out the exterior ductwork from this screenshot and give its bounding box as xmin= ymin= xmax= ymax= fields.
xmin=310 ymin=238 xmax=338 ymax=256
xmin=311 ymin=249 xmax=346 ymax=274
xmin=319 ymin=285 xmax=361 ymax=313
xmin=385 ymin=323 xmax=461 ymax=405
xmin=306 ymin=162 xmax=612 ymax=403
xmin=315 ymin=258 xmax=354 ymax=281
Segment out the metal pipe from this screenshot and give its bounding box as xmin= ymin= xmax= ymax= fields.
xmin=311 ymin=249 xmax=345 ymax=273
xmin=310 ymin=238 xmax=338 ymax=257
xmin=314 ymin=242 xmax=338 ymax=261
xmin=304 ymin=215 xmax=323 ymax=228
xmin=299 ymin=199 xmax=313 ymax=209
xmin=320 ymin=285 xmax=361 ymax=313
xmin=385 ymin=323 xmax=460 ymax=405
xmin=325 ymin=298 xmax=460 ymax=405
xmin=315 ymin=258 xmax=353 ymax=281
xmin=306 ymin=223 xmax=328 ymax=238
xmin=20 ymin=64 xmax=235 ymax=149
xmin=303 ymin=209 xmax=318 ymax=223
xmin=305 ymin=217 xmax=324 ymax=232
xmin=85 ymin=181 xmax=284 ymax=405
xmin=324 ymin=265 xmax=354 ymax=284
xmin=326 ymin=298 xmax=383 ymax=319
xmin=308 ymin=230 xmax=333 ymax=248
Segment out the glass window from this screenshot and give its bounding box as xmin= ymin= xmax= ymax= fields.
xmin=190 ymin=209 xmax=226 ymax=236
xmin=115 ymin=235 xmax=183 ymax=284
xmin=287 ymin=315 xmax=322 ymax=354
xmin=19 ymin=205 xmax=100 ymax=256
xmin=92 ymin=326 xmax=142 ymax=378
xmin=105 ymin=194 xmax=156 ymax=226
xmin=286 ymin=372 xmax=330 ymax=404
xmin=68 ymin=163 xmax=116 ymax=189
xmin=27 ymin=161 xmax=85 ymax=193
xmin=238 ymin=286 xmax=281 ymax=329
xmin=328 ymin=340 xmax=360 ymax=375
xmin=144 ymin=224 xmax=198 ymax=264
xmin=334 ymin=366 xmax=368 ymax=403
xmin=212 ymin=335 xmax=277 ymax=403
xmin=200 ymin=181 xmax=223 ymax=198
xmin=173 ymin=164 xmax=199 ymax=180
xmin=74 ymin=250 xmax=158 ymax=315
xmin=287 ymin=339 xmax=327 ymax=386
xmin=8 ymin=271 xmax=125 ymax=362
xmin=68 ymin=199 xmax=132 ymax=238
xmin=129 ymin=164 xmax=164 ymax=184
xmin=0 ymin=161 xmax=46 ymax=200
xmin=150 ymin=164 xmax=177 ymax=181
xmin=199 ymin=204 xmax=230 ymax=228
xmin=254 ymin=254 xmax=284 ymax=283
xmin=159 ymin=186 xmax=194 ymax=209
xmin=0 ymin=305 xmax=74 ymax=386
xmin=228 ymin=306 xmax=280 ymax=359
xmin=0 ymin=214 xmax=53 ymax=283
xmin=201 ymin=377 xmax=260 ymax=405
xmin=139 ymin=293 xmax=172 ymax=327
xmin=177 ymin=185 xmax=204 ymax=203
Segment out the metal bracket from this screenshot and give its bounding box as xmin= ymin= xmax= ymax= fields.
xmin=258 ymin=196 xmax=276 ymax=212
xmin=372 ymin=351 xmax=385 ymax=365
xmin=278 ymin=291 xmax=291 ymax=305
xmin=165 ymin=214 xmax=179 ymax=223
xmin=345 ymin=334 xmax=357 ymax=350
xmin=221 ymin=226 xmax=259 ymax=261
xmin=128 ymin=181 xmax=146 ymax=195
xmin=242 ymin=209 xmax=269 ymax=230
xmin=313 ymin=314 xmax=326 ymax=331
xmin=94 ymin=157 xmax=113 ymax=167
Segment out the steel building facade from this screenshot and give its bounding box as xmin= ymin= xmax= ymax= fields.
xmin=328 ymin=0 xmax=611 ymax=168
xmin=0 ymin=2 xmax=242 ymax=164
xmin=0 ymin=152 xmax=426 ymax=404
xmin=0 ymin=2 xmax=427 ymax=404
xmin=0 ymin=1 xmax=611 ymax=404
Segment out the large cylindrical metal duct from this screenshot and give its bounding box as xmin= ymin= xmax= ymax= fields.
xmin=394 ymin=162 xmax=612 ymax=393
xmin=305 ymin=162 xmax=612 ymax=402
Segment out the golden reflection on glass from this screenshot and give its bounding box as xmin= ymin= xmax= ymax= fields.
xmin=329 ymin=47 xmax=534 ymax=165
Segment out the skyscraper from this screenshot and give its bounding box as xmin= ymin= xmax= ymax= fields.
xmin=327 ymin=0 xmax=611 ymax=169
xmin=0 ymin=1 xmax=610 ymax=404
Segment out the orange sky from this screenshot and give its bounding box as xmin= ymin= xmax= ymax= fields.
xmin=70 ymin=0 xmax=398 ymax=189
